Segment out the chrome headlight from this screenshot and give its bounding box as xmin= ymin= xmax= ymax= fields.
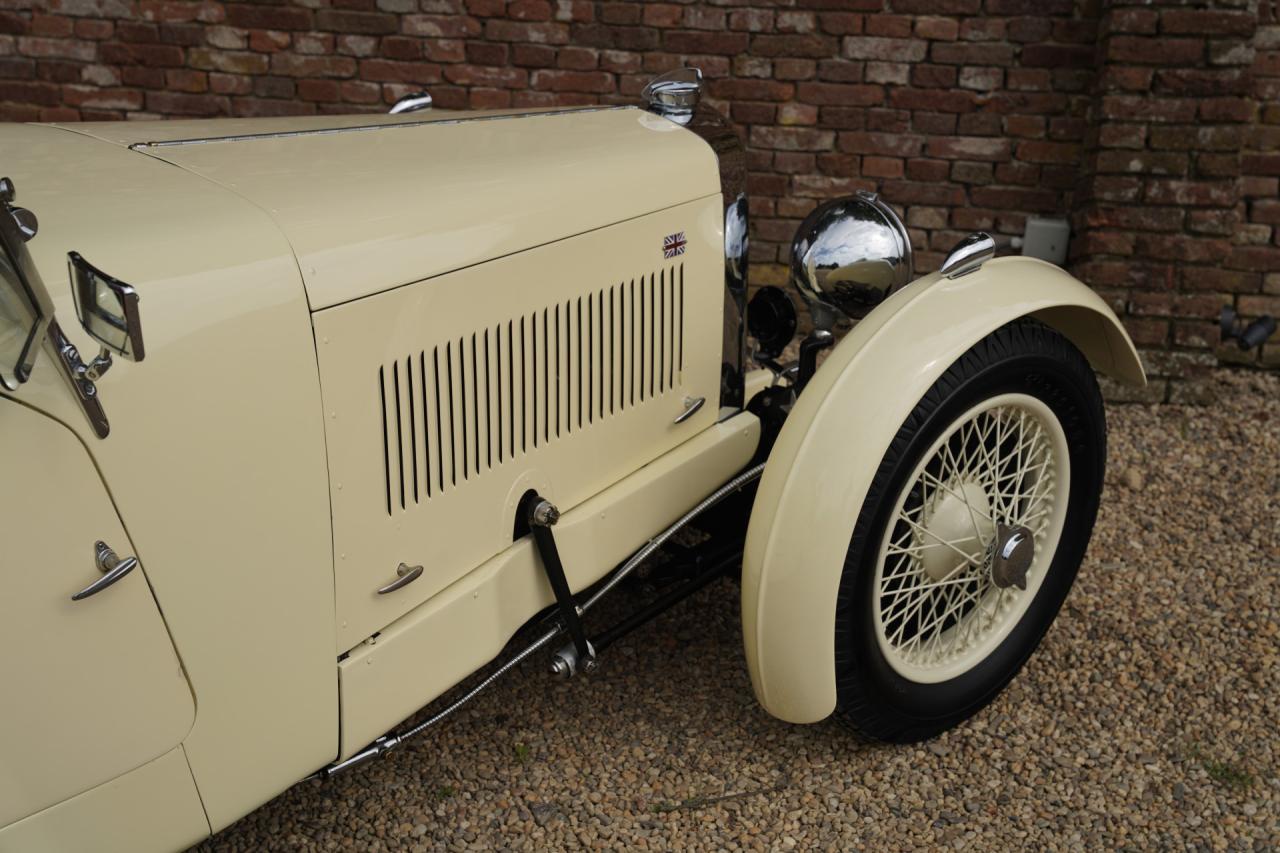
xmin=790 ymin=190 xmax=912 ymax=328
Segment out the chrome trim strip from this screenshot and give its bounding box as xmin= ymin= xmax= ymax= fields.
xmin=128 ymin=106 xmax=635 ymax=150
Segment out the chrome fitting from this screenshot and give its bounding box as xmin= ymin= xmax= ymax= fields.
xmin=530 ymin=499 xmax=560 ymax=528
xmin=549 ymin=639 xmax=596 ymax=679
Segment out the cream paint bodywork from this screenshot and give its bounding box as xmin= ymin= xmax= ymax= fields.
xmin=340 ymin=413 xmax=759 ymax=757
xmin=0 ymin=748 xmax=208 ymax=853
xmin=0 ymin=398 xmax=194 ymax=827
xmin=0 ymin=124 xmax=336 ymax=831
xmin=743 ymin=257 xmax=1145 ymax=724
xmin=69 ymin=106 xmax=719 ymax=310
xmin=1 ymin=106 xmax=731 ymax=842
xmin=316 ymin=197 xmax=724 ymax=651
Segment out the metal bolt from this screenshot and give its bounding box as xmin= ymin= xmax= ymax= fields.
xmin=530 ymin=499 xmax=560 ymax=527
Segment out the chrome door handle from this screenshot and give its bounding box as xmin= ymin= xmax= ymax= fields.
xmin=71 ymin=541 xmax=138 ymax=601
xmin=377 ymin=562 xmax=423 ymax=595
xmin=673 ymin=395 xmax=705 ymax=425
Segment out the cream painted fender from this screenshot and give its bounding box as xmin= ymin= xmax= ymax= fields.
xmin=742 ymin=256 xmax=1145 ymax=724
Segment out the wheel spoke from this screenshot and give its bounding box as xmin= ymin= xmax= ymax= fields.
xmin=898 ymin=516 xmax=988 ymax=570
xmin=874 ymin=394 xmax=1068 ymax=680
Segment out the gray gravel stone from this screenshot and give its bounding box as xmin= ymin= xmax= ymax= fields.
xmin=198 ymin=368 xmax=1279 ymax=851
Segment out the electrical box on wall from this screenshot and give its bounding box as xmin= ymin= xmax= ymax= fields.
xmin=1022 ymin=217 xmax=1070 ymax=266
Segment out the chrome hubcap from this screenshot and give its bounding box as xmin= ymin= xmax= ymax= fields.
xmin=991 ymin=522 xmax=1035 ymax=590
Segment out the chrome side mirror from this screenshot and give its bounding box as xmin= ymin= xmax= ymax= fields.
xmin=69 ymin=252 xmax=144 ymax=362
xmin=389 ymin=91 xmax=432 ymax=115
xmin=789 ymin=190 xmax=913 ymax=331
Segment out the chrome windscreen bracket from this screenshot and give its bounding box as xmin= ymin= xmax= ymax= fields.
xmin=47 ymin=318 xmax=110 ymax=438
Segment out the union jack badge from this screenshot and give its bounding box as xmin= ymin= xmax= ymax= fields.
xmin=663 ymin=231 xmax=687 ymax=259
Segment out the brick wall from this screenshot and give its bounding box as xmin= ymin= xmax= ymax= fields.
xmin=0 ymin=0 xmax=1276 ymax=401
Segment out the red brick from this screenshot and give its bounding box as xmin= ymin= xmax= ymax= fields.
xmin=528 ymin=68 xmax=611 ymax=93
xmin=1020 ymin=44 xmax=1092 ymax=68
xmin=752 ymin=34 xmax=833 ymax=58
xmin=926 ymin=136 xmax=1011 ymax=162
xmin=911 ymin=63 xmax=956 ymax=88
xmin=1108 ymin=36 xmax=1203 ymax=66
xmin=1228 ymin=246 xmax=1280 ymax=271
xmin=444 ymin=64 xmax=526 ymax=87
xmin=906 ymin=158 xmax=949 ymax=181
xmin=931 ymin=42 xmax=1015 ymax=66
xmin=1243 ymin=153 xmax=1280 ymax=176
xmin=145 ymin=89 xmax=229 ymax=115
xmin=1162 ymin=10 xmax=1256 ymax=38
xmin=224 ymin=4 xmax=312 ymax=31
xmin=484 ymin=19 xmax=568 ymax=44
xmin=271 ymin=54 xmax=357 ymax=78
xmin=643 ymin=4 xmax=682 ymax=28
xmin=1100 ymin=150 xmax=1187 ymax=178
xmin=888 ymin=87 xmax=975 ymax=114
xmin=795 ymin=81 xmax=882 ymax=106
xmin=508 ymin=0 xmax=551 ymax=22
xmin=837 ymin=131 xmax=925 ymax=157
xmin=843 ymin=36 xmax=925 ymax=62
xmin=712 ymin=78 xmax=794 ymax=102
xmin=1108 ymin=9 xmax=1158 ymax=35
xmin=818 ymin=12 xmax=861 ymax=37
xmin=1144 ymin=180 xmax=1237 ymax=207
xmin=401 ymin=14 xmax=481 ymax=38
xmin=915 ymin=17 xmax=958 ymax=41
xmin=750 ymin=125 xmax=835 ymax=152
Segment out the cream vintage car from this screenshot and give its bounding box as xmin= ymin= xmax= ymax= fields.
xmin=0 ymin=69 xmax=1144 ymax=851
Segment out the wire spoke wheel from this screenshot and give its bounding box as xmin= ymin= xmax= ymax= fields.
xmin=873 ymin=393 xmax=1070 ymax=683
xmin=834 ymin=320 xmax=1108 ymax=743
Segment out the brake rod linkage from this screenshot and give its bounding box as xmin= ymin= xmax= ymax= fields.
xmin=313 ymin=462 xmax=765 ymax=779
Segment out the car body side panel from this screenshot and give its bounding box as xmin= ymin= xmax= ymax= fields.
xmin=743 ymin=257 xmax=1145 ymax=724
xmin=0 ymin=398 xmax=194 ymax=827
xmin=339 ymin=412 xmax=760 ymax=758
xmin=0 ymin=124 xmax=336 ymax=831
xmin=0 ymin=748 xmax=208 ymax=853
xmin=315 ymin=196 xmax=725 ymax=651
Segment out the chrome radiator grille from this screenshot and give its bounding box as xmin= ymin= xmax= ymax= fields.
xmin=378 ymin=264 xmax=686 ymax=514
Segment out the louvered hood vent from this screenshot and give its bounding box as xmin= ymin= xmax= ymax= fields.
xmin=378 ymin=265 xmax=686 ymax=514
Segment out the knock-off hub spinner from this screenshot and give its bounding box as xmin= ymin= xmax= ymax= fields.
xmin=991 ymin=522 xmax=1034 ymax=590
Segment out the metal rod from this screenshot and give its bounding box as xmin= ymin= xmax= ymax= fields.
xmin=592 ymin=550 xmax=739 ymax=653
xmin=313 ymin=461 xmax=765 ymax=779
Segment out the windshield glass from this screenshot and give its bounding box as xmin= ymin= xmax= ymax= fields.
xmin=0 ymin=209 xmax=49 ymax=391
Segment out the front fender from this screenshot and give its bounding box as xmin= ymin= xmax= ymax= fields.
xmin=742 ymin=256 xmax=1144 ymax=724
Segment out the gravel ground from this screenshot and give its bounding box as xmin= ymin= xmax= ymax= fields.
xmin=201 ymin=368 xmax=1278 ymax=851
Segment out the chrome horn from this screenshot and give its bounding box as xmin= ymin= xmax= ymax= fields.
xmin=790 ymin=190 xmax=913 ymax=331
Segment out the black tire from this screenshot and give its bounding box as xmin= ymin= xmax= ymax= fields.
xmin=833 ymin=318 xmax=1106 ymax=742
